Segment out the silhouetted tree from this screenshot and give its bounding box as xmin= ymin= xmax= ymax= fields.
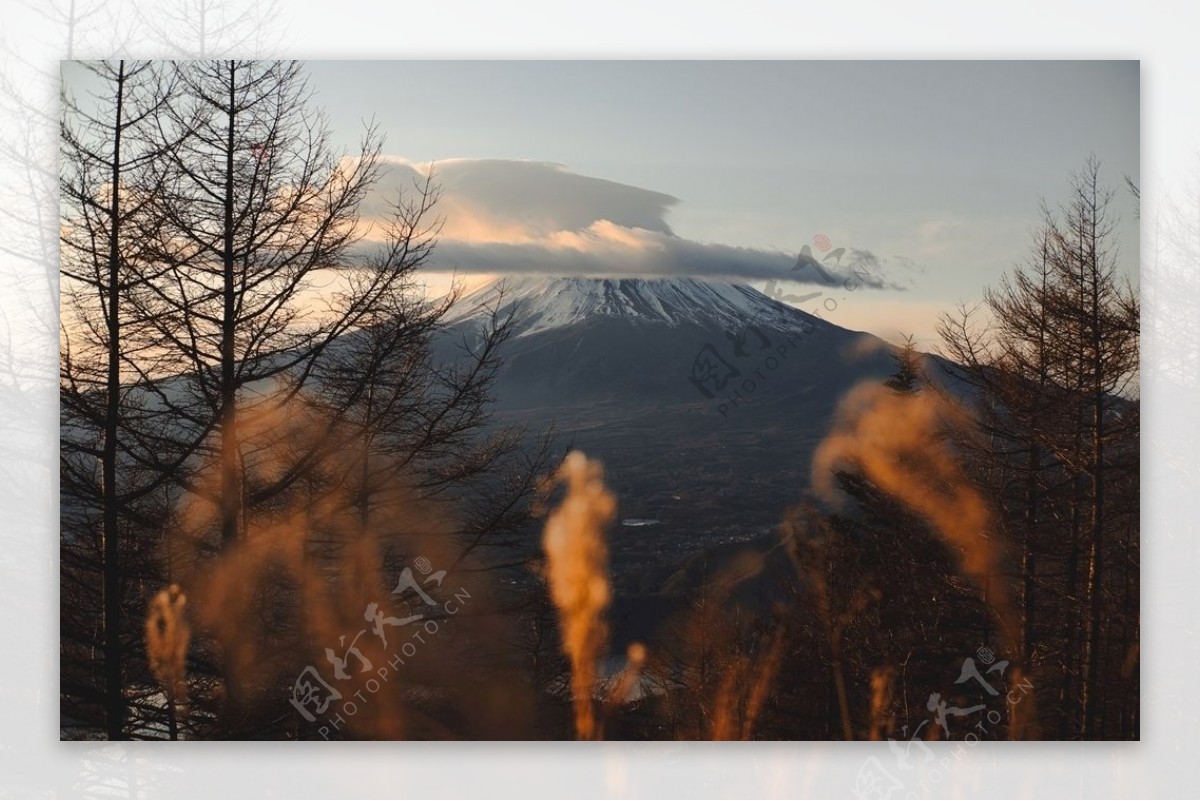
xmin=60 ymin=59 xmax=162 ymax=740
xmin=938 ymin=157 xmax=1139 ymax=739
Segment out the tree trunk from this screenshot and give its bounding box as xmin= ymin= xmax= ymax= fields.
xmin=219 ymin=60 xmax=241 ymax=549
xmin=217 ymin=61 xmax=246 ymax=736
xmin=1061 ymin=467 xmax=1084 ymax=738
xmin=1022 ymin=441 xmax=1038 ymax=665
xmin=1082 ymin=241 xmax=1107 ymax=737
xmin=102 ymin=60 xmax=127 ymax=742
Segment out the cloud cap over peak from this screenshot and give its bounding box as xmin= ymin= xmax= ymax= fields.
xmin=362 ymin=157 xmax=891 ymax=288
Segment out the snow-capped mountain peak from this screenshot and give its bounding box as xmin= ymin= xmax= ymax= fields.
xmin=444 ymin=275 xmax=820 ymax=337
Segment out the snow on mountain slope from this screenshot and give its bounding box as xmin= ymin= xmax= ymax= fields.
xmin=432 ymin=274 xmax=895 ymax=411
xmin=444 ymin=275 xmax=822 ymax=338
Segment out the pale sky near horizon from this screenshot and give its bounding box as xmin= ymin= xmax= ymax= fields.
xmin=304 ymin=60 xmax=1139 ymax=346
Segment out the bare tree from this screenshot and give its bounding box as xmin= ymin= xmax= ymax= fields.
xmin=130 ymin=60 xmax=399 ymax=547
xmin=134 ymin=0 xmax=285 ymax=59
xmin=59 ymin=59 xmax=167 ymax=740
xmin=938 ymin=157 xmax=1139 ymax=739
xmin=1051 ymin=158 xmax=1139 ymax=737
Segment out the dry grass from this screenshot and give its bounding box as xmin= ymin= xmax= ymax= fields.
xmin=541 ymin=450 xmax=616 ymax=740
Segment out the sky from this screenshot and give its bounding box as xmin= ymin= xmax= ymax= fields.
xmin=304 ymin=61 xmax=1139 ymax=346
xmin=63 ymin=60 xmax=1140 ymax=346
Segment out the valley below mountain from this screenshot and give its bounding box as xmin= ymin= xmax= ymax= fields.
xmin=440 ymin=276 xmax=904 ymax=634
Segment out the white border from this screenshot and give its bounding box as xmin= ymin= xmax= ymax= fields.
xmin=2 ymin=1 xmax=1194 ymax=797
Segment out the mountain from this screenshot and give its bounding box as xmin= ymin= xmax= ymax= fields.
xmin=438 ymin=275 xmax=904 ymax=580
xmin=441 ymin=275 xmax=891 ymax=410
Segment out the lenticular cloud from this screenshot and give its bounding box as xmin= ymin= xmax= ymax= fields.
xmin=358 ymin=158 xmax=888 ymax=286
